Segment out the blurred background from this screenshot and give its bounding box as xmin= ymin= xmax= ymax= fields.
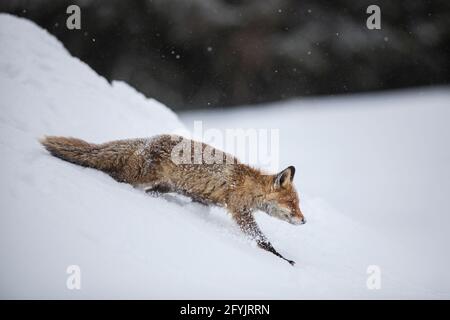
xmin=1 ymin=0 xmax=449 ymax=111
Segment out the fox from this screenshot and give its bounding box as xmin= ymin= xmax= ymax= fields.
xmin=40 ymin=134 xmax=306 ymax=265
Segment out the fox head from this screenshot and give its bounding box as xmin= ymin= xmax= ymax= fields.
xmin=262 ymin=166 xmax=306 ymax=225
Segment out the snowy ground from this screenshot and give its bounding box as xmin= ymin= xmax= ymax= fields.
xmin=1 ymin=14 xmax=449 ymax=299
xmin=181 ymin=86 xmax=450 ymax=299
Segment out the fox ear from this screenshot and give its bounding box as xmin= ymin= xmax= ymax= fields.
xmin=274 ymin=166 xmax=295 ymax=189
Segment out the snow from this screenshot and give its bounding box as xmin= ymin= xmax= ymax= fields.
xmin=1 ymin=14 xmax=449 ymax=299
xmin=181 ymin=89 xmax=450 ymax=299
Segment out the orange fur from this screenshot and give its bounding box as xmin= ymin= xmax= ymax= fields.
xmin=40 ymin=134 xmax=305 ymax=265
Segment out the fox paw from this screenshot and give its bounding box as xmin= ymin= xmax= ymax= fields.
xmin=286 ymin=259 xmax=295 ymax=266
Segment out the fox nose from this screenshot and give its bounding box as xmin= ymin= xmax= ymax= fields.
xmin=301 ymin=218 xmax=307 ymax=224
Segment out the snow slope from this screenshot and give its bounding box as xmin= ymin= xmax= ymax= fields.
xmin=181 ymin=89 xmax=450 ymax=298
xmin=0 ymin=14 xmax=448 ymax=299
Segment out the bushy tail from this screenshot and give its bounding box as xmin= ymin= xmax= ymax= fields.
xmin=40 ymin=136 xmax=128 ymax=173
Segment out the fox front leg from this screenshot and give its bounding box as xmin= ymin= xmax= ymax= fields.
xmin=257 ymin=240 xmax=295 ymax=266
xmin=233 ymin=210 xmax=295 ymax=266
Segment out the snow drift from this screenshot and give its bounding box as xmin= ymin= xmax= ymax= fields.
xmin=0 ymin=14 xmax=449 ymax=299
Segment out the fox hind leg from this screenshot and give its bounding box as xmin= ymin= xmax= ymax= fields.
xmin=144 ymin=183 xmax=172 ymax=196
xmin=134 ymin=182 xmax=172 ymax=196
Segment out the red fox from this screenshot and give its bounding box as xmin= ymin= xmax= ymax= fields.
xmin=40 ymin=134 xmax=305 ymax=265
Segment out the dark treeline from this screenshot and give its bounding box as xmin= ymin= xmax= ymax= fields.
xmin=1 ymin=0 xmax=449 ymax=110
